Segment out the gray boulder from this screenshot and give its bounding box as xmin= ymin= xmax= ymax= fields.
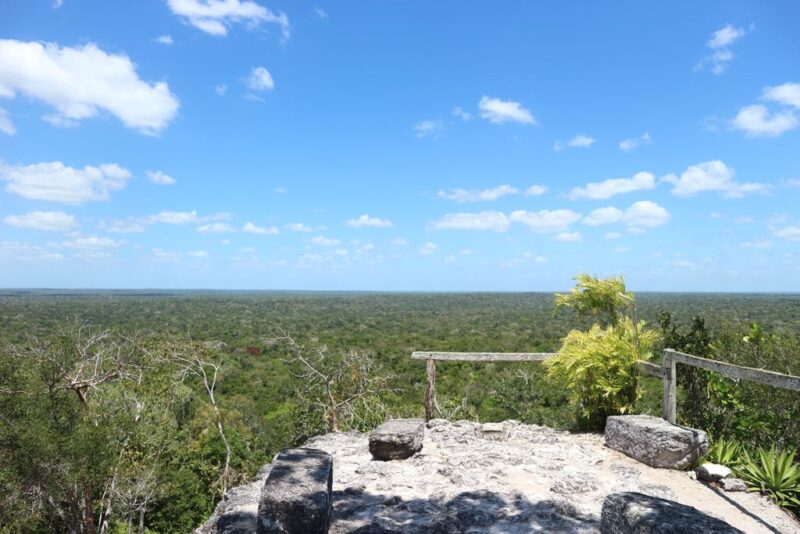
xmin=257 ymin=448 xmax=333 ymax=534
xmin=196 ymin=477 xmax=264 ymax=533
xmin=369 ymin=419 xmax=424 ymax=460
xmin=697 ymin=463 xmax=732 ymax=482
xmin=601 ymin=492 xmax=744 ymax=533
xmin=604 ymin=415 xmax=708 ymax=469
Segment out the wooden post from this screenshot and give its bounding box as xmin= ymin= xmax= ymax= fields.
xmin=662 ymin=350 xmax=677 ymax=424
xmin=425 ymin=358 xmax=436 ymax=421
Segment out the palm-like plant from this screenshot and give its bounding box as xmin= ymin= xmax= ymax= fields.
xmin=736 ymin=446 xmax=800 ymax=509
xmin=705 ymin=437 xmax=743 ymax=467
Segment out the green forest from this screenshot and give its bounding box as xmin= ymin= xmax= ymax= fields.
xmin=1 ymin=286 xmax=799 ymax=532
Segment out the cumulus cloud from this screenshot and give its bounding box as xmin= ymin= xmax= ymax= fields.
xmin=553 ymin=134 xmax=595 ymax=151
xmin=583 ymin=201 xmax=670 ymax=229
xmin=430 ymin=211 xmax=510 ymax=232
xmin=247 ymin=66 xmax=274 ymax=91
xmin=98 ymin=218 xmax=146 ymax=233
xmin=242 ymin=222 xmax=279 ymax=235
xmin=187 ymin=250 xmax=210 ymax=257
xmin=762 ymin=82 xmax=800 ymax=109
xmin=309 ymin=235 xmax=340 ymax=246
xmin=510 ymin=209 xmax=581 ymax=233
xmin=345 ymin=214 xmax=394 ymax=228
xmin=414 ymin=119 xmax=443 ymax=138
xmin=286 ymin=222 xmax=313 ymax=232
xmin=419 ymin=242 xmax=438 ymax=255
xmin=731 ymin=105 xmax=798 ymax=137
xmin=697 ymin=24 xmax=747 ymax=74
xmin=452 ymin=107 xmax=471 ymax=121
xmin=197 ymin=222 xmax=235 ymax=233
xmin=555 ymin=231 xmax=582 ymax=242
xmin=0 ymin=40 xmax=179 ymax=134
xmin=146 ymin=170 xmax=176 ymax=185
xmin=62 ymin=236 xmax=120 ymax=249
xmin=0 ymin=107 xmax=14 ymax=135
xmin=0 ymin=161 xmax=131 ymax=204
xmin=774 ymin=225 xmax=800 ymax=241
xmin=619 ymin=132 xmax=651 ymax=152
xmin=438 ymin=184 xmax=519 ymax=203
xmin=166 ymin=0 xmax=290 ymax=39
xmin=568 ymin=172 xmax=655 ymax=200
xmin=478 ymin=96 xmax=536 ymax=125
xmin=524 ymin=185 xmax=548 ymax=196
xmin=154 ymin=35 xmax=174 ymax=45
xmin=4 ymin=211 xmax=77 ymax=231
xmin=664 ymin=160 xmax=769 ymax=197
xmin=145 ymin=211 xmax=199 ymax=224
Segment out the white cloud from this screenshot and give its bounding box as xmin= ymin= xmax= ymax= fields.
xmin=197 ymin=222 xmax=235 ymax=233
xmin=345 ymin=214 xmax=394 ymax=228
xmin=430 ymin=211 xmax=510 ymax=232
xmin=166 ymin=0 xmax=290 ymax=39
xmin=154 ymin=35 xmax=174 ymax=45
xmin=438 ymin=184 xmax=518 ymax=202
xmin=0 ymin=40 xmax=179 ymax=134
xmin=774 ymin=225 xmax=800 ymax=241
xmin=452 ymin=106 xmax=471 ymax=121
xmin=0 ymin=241 xmax=63 ymax=262
xmin=569 ymin=172 xmax=655 ymax=200
xmin=242 ymin=222 xmax=279 ymax=235
xmin=0 ymin=107 xmax=14 ymax=135
xmin=313 ymin=7 xmax=328 ymax=19
xmin=419 ymin=242 xmax=438 ymax=255
xmin=145 ymin=210 xmax=199 ymax=224
xmin=740 ymin=240 xmax=771 ymax=249
xmin=414 ymin=119 xmax=443 ymax=138
xmin=98 ymin=218 xmax=146 ymax=233
xmin=187 ymin=250 xmax=210 ymax=257
xmin=583 ymin=201 xmax=670 ymax=229
xmin=708 ymin=24 xmax=746 ymax=49
xmin=309 ymin=235 xmax=339 ymax=246
xmin=247 ymin=66 xmax=274 ymax=91
xmin=478 ymin=96 xmax=536 ymax=125
xmin=0 ymin=161 xmax=131 ymax=204
xmin=762 ymin=82 xmax=800 ymax=109
xmin=731 ymin=104 xmax=798 ymax=137
xmin=619 ymin=132 xmax=651 ymax=152
xmin=286 ymin=222 xmax=313 ymax=232
xmin=215 ymin=84 xmax=228 ymax=96
xmin=664 ymin=160 xmax=769 ymax=197
xmin=52 ymin=0 xmax=63 ymax=8
xmin=146 ymin=170 xmax=176 ymax=185
xmin=392 ymin=238 xmax=408 ymax=246
xmin=510 ymin=209 xmax=581 ymax=233
xmin=583 ymin=207 xmax=623 ymax=226
xmin=555 ymin=231 xmax=582 ymax=242
xmin=553 ymin=133 xmax=595 ymax=151
xmin=604 ymin=232 xmax=621 ymax=240
xmin=614 ymin=246 xmax=630 ymax=253
xmin=624 ymin=201 xmax=670 ymax=228
xmin=697 ymin=24 xmax=747 ymax=74
xmin=62 ymin=236 xmax=119 ymax=249
xmin=4 ymin=211 xmax=77 ymax=231
xmin=524 ymin=185 xmax=548 ymax=196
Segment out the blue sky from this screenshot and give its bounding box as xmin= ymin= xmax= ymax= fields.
xmin=0 ymin=0 xmax=798 ymax=291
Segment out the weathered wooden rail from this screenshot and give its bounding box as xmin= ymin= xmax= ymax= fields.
xmin=412 ymin=349 xmax=800 ymax=423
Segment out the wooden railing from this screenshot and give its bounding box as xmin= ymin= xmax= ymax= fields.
xmin=412 ymin=349 xmax=800 ymax=423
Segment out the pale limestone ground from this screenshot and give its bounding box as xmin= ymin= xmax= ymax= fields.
xmin=299 ymin=420 xmax=800 ymax=533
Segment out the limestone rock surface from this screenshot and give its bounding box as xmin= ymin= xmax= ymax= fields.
xmin=368 ymin=418 xmax=424 ymax=460
xmin=604 ymin=415 xmax=708 ymax=469
xmin=600 ymin=492 xmax=744 ymax=533
xmin=697 ymin=463 xmax=733 ymax=482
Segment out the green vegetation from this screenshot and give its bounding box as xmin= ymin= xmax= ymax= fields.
xmin=0 ymin=286 xmax=798 ymax=531
xmin=737 ymin=446 xmax=800 ymax=509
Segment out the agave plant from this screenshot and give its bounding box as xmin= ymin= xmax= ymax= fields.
xmin=705 ymin=437 xmax=743 ymax=467
xmin=736 ymin=446 xmax=800 ymax=509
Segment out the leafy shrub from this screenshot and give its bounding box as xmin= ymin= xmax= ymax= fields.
xmin=704 ymin=437 xmax=743 ymax=467
xmin=554 ymin=274 xmax=633 ymax=327
xmin=546 ymin=318 xmax=660 ymax=430
xmin=735 ymin=446 xmax=800 ymax=510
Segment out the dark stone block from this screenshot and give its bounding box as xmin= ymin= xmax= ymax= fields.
xmin=369 ymin=419 xmax=424 ymax=461
xmin=601 ymin=492 xmax=743 ymax=534
xmin=257 ymin=448 xmax=333 ymax=534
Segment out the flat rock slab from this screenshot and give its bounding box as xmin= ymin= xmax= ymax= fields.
xmin=604 ymin=415 xmax=708 ymax=470
xmin=697 ymin=463 xmax=732 ymax=482
xmin=601 ymin=492 xmax=743 ymax=533
xmin=369 ymin=419 xmax=424 ymax=460
xmin=257 ymin=448 xmax=333 ymax=534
